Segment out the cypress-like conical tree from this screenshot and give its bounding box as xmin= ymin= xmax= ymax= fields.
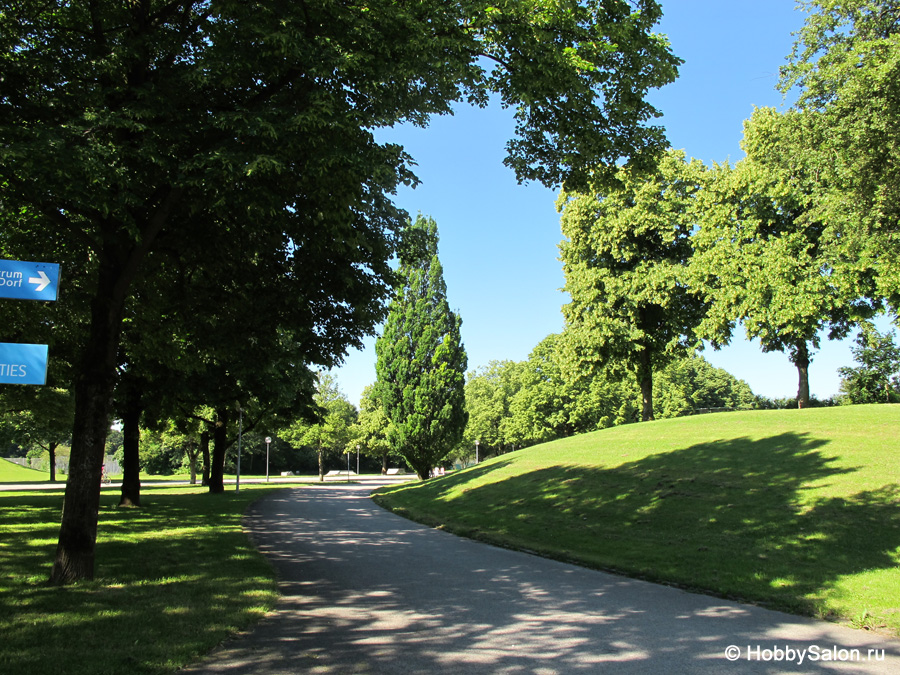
xmin=375 ymin=216 xmax=467 ymax=479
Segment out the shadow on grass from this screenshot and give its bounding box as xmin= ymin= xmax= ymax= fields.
xmin=380 ymin=432 xmax=900 ymax=618
xmin=0 ymin=489 xmax=281 ymax=675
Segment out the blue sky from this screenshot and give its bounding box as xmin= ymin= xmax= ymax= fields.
xmin=334 ymin=0 xmax=896 ymax=407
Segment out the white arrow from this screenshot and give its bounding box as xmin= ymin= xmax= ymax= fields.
xmin=28 ymin=270 xmax=51 ymax=292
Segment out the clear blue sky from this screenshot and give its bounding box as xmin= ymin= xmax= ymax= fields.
xmin=334 ymin=0 xmax=896 ymax=407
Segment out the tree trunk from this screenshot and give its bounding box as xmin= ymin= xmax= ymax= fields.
xmin=637 ymin=347 xmax=655 ymax=422
xmin=187 ymin=444 xmax=199 ymax=485
xmin=49 ymin=259 xmax=127 ymax=585
xmin=48 ymin=442 xmax=57 ymax=482
xmin=200 ymin=428 xmax=210 ymax=486
xmin=209 ymin=408 xmax=228 ymax=493
xmin=795 ymin=342 xmax=811 ymax=409
xmin=318 ymin=447 xmax=324 ymax=482
xmin=118 ymin=386 xmax=142 ymax=507
xmin=381 ymin=452 xmax=387 ymax=475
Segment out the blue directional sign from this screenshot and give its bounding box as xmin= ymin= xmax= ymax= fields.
xmin=0 ymin=343 xmax=49 ymax=385
xmin=0 ymin=260 xmax=60 ymax=301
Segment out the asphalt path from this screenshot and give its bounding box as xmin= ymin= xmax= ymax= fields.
xmin=182 ymin=482 xmax=900 ymax=674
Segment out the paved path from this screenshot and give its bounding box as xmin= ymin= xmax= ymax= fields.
xmin=183 ymin=483 xmax=900 ymax=674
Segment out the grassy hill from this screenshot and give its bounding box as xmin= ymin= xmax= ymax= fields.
xmin=0 ymin=458 xmax=52 ymax=482
xmin=374 ymin=405 xmax=900 ymax=633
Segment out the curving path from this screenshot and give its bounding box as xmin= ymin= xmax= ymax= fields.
xmin=183 ymin=482 xmax=900 ymax=674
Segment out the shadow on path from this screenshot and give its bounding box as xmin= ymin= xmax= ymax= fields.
xmin=182 ymin=482 xmax=900 ymax=674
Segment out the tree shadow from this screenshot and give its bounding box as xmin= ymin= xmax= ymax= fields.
xmin=420 ymin=432 xmax=900 ymax=618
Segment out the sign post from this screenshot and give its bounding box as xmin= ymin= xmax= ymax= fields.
xmin=1 ymin=259 xmax=60 ymax=386
xmin=0 ymin=260 xmax=60 ymax=301
xmin=0 ymin=343 xmax=49 ymax=385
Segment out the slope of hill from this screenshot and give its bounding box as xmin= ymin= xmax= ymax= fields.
xmin=0 ymin=458 xmax=50 ymax=482
xmin=374 ymin=405 xmax=900 ymax=633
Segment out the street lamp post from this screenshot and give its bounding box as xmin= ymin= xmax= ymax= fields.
xmin=265 ymin=436 xmax=272 ymax=483
xmin=236 ymin=406 xmax=243 ymax=492
xmin=475 ymin=439 xmax=480 ymax=464
xmin=356 ymin=444 xmax=360 ymax=476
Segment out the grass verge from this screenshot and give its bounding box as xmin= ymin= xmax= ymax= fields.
xmin=374 ymin=405 xmax=900 ymax=635
xmin=0 ymin=483 xmax=283 ymax=675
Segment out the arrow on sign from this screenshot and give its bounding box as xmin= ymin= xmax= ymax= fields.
xmin=28 ymin=271 xmax=51 ymax=292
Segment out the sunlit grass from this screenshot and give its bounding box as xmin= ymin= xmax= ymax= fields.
xmin=375 ymin=405 xmax=900 ymax=634
xmin=0 ymin=457 xmax=53 ymax=482
xmin=0 ymin=484 xmax=283 ymax=675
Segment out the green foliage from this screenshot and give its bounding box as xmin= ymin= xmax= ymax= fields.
xmin=559 ymin=149 xmax=709 ymax=420
xmin=462 ymin=360 xmax=526 ymax=457
xmin=346 ymin=385 xmax=395 ymax=473
xmin=281 ymin=373 xmax=357 ymax=479
xmin=653 ymin=355 xmax=757 ymax=418
xmin=838 ymin=325 xmax=900 ymax=404
xmin=773 ymin=0 xmax=900 ymax=309
xmin=0 ymin=0 xmax=682 ymax=580
xmin=376 ymin=216 xmax=468 ymax=479
xmin=690 ymin=111 xmax=876 ymax=406
xmin=777 ymin=0 xmax=900 ymax=308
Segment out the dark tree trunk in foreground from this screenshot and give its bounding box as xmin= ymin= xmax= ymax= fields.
xmin=318 ymin=447 xmax=325 ymax=482
xmin=119 ymin=386 xmax=142 ymax=507
xmin=794 ymin=341 xmax=811 ymax=409
xmin=209 ymin=408 xmax=228 ymax=494
xmin=50 ymin=262 xmax=126 ymax=584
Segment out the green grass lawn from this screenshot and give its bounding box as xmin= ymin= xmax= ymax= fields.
xmin=374 ymin=405 xmax=900 ymax=634
xmin=0 ymin=484 xmax=283 ymax=675
xmin=0 ymin=457 xmax=57 ymax=482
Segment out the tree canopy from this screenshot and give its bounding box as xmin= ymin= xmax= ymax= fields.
xmin=559 ymin=149 xmax=708 ymax=420
xmin=0 ymin=0 xmax=680 ymax=583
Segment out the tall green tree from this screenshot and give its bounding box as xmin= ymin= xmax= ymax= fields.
xmin=690 ymin=110 xmax=874 ymax=407
xmin=282 ymin=373 xmax=356 ymax=482
xmin=502 ymin=334 xmax=638 ymax=444
xmin=778 ymin=0 xmax=900 ymax=308
xmin=838 ymin=325 xmax=900 ymax=404
xmin=462 ymin=360 xmax=525 ymax=458
xmin=347 ymin=385 xmax=394 ymax=475
xmin=1 ymin=0 xmax=679 ymax=583
xmin=559 ymin=150 xmax=709 ymax=421
xmin=376 ymin=217 xmax=468 ymax=479
xmin=0 ymin=387 xmax=74 ymax=482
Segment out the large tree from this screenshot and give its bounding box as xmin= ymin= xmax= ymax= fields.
xmin=376 ymin=216 xmax=468 ymax=479
xmin=838 ymin=325 xmax=900 ymax=404
xmin=1 ymin=0 xmax=679 ymax=582
xmin=690 ymin=109 xmax=875 ymax=407
xmin=559 ymin=149 xmax=709 ymax=421
xmin=282 ymin=372 xmax=356 ymax=482
xmin=778 ymin=0 xmax=900 ymax=308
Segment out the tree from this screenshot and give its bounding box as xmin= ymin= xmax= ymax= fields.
xmin=559 ymin=149 xmax=709 ymax=421
xmin=462 ymin=361 xmax=525 ymax=458
xmin=0 ymin=387 xmax=74 ymax=482
xmin=838 ymin=325 xmax=900 ymax=404
xmin=503 ymin=334 xmax=638 ymax=445
xmin=282 ymin=373 xmax=356 ymax=481
xmin=347 ymin=386 xmax=394 ymax=475
xmin=653 ymin=356 xmax=757 ymax=418
xmin=778 ymin=0 xmax=900 ymax=309
xmin=690 ymin=110 xmax=874 ymax=407
xmin=376 ymin=216 xmax=468 ymax=479
xmin=1 ymin=0 xmax=680 ymax=582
